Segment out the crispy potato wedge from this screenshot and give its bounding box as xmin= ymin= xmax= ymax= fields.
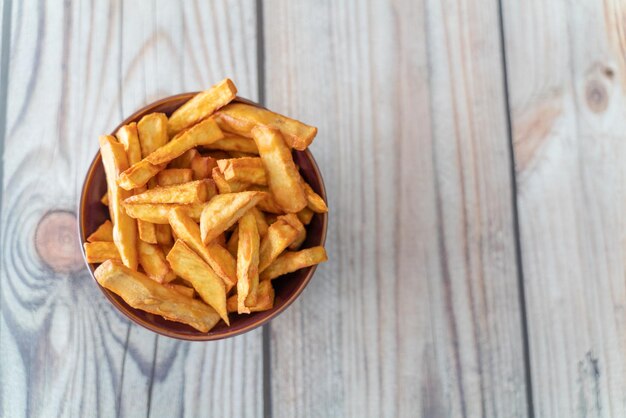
xmin=168 ymin=78 xmax=237 ymax=136
xmin=258 ymin=214 xmax=302 ymax=272
xmin=216 ymin=103 xmax=317 ymax=150
xmin=124 ymin=202 xmax=207 ymax=224
xmin=87 ymin=220 xmax=114 ymax=242
xmin=157 ymin=168 xmax=194 ymax=186
xmin=168 ymin=207 xmax=237 ymax=291
xmin=212 ymin=167 xmax=249 ymax=193
xmin=146 ymin=118 xmax=224 ymax=165
xmin=118 ymin=160 xmax=167 ymax=190
xmin=169 ymin=148 xmax=199 ymax=169
xmin=297 ymin=207 xmax=315 ymax=225
xmin=202 ymin=134 xmax=259 ymax=154
xmin=236 ymin=212 xmax=260 ymax=312
xmin=94 ymin=260 xmax=220 ymax=332
xmin=137 ymin=220 xmax=157 ymax=244
xmin=167 ymin=240 xmax=229 ymax=324
xmin=138 ymin=241 xmax=176 ymax=283
xmin=164 ymin=283 xmax=195 ymax=298
xmin=155 ymin=224 xmax=173 ymax=246
xmin=252 ymin=126 xmax=307 ymax=213
xmin=191 ymin=155 xmax=218 ymax=180
xmin=124 ymin=180 xmax=209 ymax=205
xmin=99 ymin=135 xmax=138 ymax=269
xmin=84 ymin=241 xmax=121 ymax=263
xmin=260 ymin=246 xmax=328 ymax=281
xmin=217 ymin=157 xmax=267 ymax=185
xmin=200 ymin=192 xmax=265 ymax=244
xmin=101 ymin=192 xmax=109 ymax=206
xmin=227 ymin=280 xmax=274 ymax=313
xmin=137 ymin=113 xmax=169 ymax=157
xmin=302 ymin=181 xmax=328 ymax=213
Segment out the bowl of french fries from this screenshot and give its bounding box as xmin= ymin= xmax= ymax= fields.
xmin=79 ymin=79 xmax=328 ymax=340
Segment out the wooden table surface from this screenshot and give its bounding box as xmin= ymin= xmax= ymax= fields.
xmin=1 ymin=0 xmax=625 ymax=417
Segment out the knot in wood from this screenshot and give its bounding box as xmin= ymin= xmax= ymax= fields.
xmin=585 ymin=79 xmax=608 ymax=113
xmin=35 ymin=210 xmax=84 ymax=274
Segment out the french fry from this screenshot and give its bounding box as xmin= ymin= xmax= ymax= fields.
xmin=138 ymin=241 xmax=176 ymax=283
xmin=157 ymin=168 xmax=194 ymax=186
xmin=226 ymin=226 xmax=239 ymax=256
xmin=94 ymin=260 xmax=220 ymax=332
xmin=164 ymin=283 xmax=195 ymax=298
xmin=146 ymin=118 xmax=223 ymax=165
xmin=217 ymin=157 xmax=267 ymax=185
xmin=216 ymin=103 xmax=317 ymax=150
xmin=251 ymin=126 xmax=307 ymax=213
xmin=236 ymin=211 xmax=260 ymax=313
xmin=302 ymin=181 xmax=328 ymax=213
xmin=137 ymin=113 xmax=169 ymax=157
xmin=124 ymin=180 xmax=209 ymax=205
xmin=168 ymin=78 xmax=237 ymax=136
xmin=155 ymin=224 xmax=173 ymax=246
xmin=281 ymin=211 xmax=306 ymax=250
xmin=227 ymin=280 xmax=274 ymax=313
xmin=117 ymin=160 xmax=167 ymax=190
xmin=258 ymin=214 xmax=302 ymax=272
xmin=253 ymin=189 xmax=284 ymax=214
xmin=250 ymin=207 xmax=269 ymax=236
xmin=101 ymin=192 xmax=109 ymax=206
xmin=169 ymin=148 xmax=199 ymax=169
xmin=191 ymin=155 xmax=218 ymax=180
xmin=116 ymin=123 xmax=142 ymax=165
xmin=167 ymin=240 xmax=229 ymax=324
xmin=202 ymin=134 xmax=258 ymax=154
xmin=260 ymin=246 xmax=328 ymax=281
xmin=83 ymin=241 xmax=121 ymax=263
xmin=200 ymin=192 xmax=265 ymax=244
xmin=204 ymin=178 xmax=218 ymax=199
xmin=87 ymin=220 xmax=114 ymax=242
xmin=212 ymin=167 xmax=249 ymax=193
xmin=124 ymin=202 xmax=207 ymax=224
xmin=168 ymin=207 xmax=237 ymax=291
xmin=297 ymin=207 xmax=315 ymax=225
xmin=137 ymin=220 xmax=158 ymax=244
xmin=99 ymin=135 xmax=138 ymax=269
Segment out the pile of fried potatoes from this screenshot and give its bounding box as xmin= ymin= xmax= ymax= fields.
xmin=85 ymin=78 xmax=328 ymax=332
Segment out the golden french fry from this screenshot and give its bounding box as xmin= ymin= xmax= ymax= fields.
xmin=200 ymin=192 xmax=265 ymax=244
xmin=260 ymin=246 xmax=328 ymax=281
xmin=138 ymin=241 xmax=176 ymax=283
xmin=94 ymin=260 xmax=220 ymax=332
xmin=212 ymin=167 xmax=249 ymax=193
xmin=250 ymin=207 xmax=269 ymax=236
xmin=84 ymin=241 xmax=121 ymax=263
xmin=236 ymin=211 xmax=260 ymax=313
xmin=251 ymin=126 xmax=307 ymax=213
xmin=123 ymin=202 xmax=207 ymax=224
xmin=87 ymin=220 xmax=114 ymax=242
xmin=164 ymin=283 xmax=195 ymax=298
xmin=137 ymin=220 xmax=157 ymax=244
xmin=124 ymin=180 xmax=209 ymax=205
xmin=168 ymin=78 xmax=237 ymax=136
xmin=258 ymin=214 xmax=302 ymax=272
xmin=253 ymin=189 xmax=284 ymax=214
xmin=99 ymin=135 xmax=138 ymax=269
xmin=202 ymin=134 xmax=258 ymax=154
xmin=302 ymin=181 xmax=328 ymax=213
xmin=226 ymin=226 xmax=239 ymax=256
xmin=157 ymin=168 xmax=194 ymax=186
xmin=116 ymin=123 xmax=142 ymax=164
xmin=137 ymin=113 xmax=169 ymax=157
xmin=297 ymin=207 xmax=315 ymax=225
xmin=169 ymin=148 xmax=199 ymax=169
xmin=117 ymin=160 xmax=167 ymax=190
xmin=191 ymin=155 xmax=218 ymax=180
xmin=281 ymin=211 xmax=306 ymax=250
xmin=146 ymin=118 xmax=223 ymax=165
xmin=167 ymin=240 xmax=229 ymax=324
xmin=155 ymin=224 xmax=173 ymax=246
xmin=101 ymin=192 xmax=109 ymax=206
xmin=168 ymin=207 xmax=237 ymax=291
xmin=216 ymin=103 xmax=317 ymax=150
xmin=227 ymin=279 xmax=274 ymax=313
xmin=217 ymin=157 xmax=267 ymax=185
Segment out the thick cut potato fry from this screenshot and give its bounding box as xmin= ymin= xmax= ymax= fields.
xmin=157 ymin=168 xmax=193 ymax=186
xmin=253 ymin=189 xmax=284 ymax=214
xmin=168 ymin=78 xmax=237 ymax=136
xmin=212 ymin=167 xmax=249 ymax=193
xmin=116 ymin=123 xmax=142 ymax=165
xmin=302 ymin=181 xmax=328 ymax=213
xmin=87 ymin=220 xmax=114 ymax=242
xmin=250 ymin=207 xmax=269 ymax=236
xmin=146 ymin=118 xmax=223 ymax=165
xmin=202 ymin=134 xmax=258 ymax=154
xmin=217 ymin=157 xmax=267 ymax=185
xmin=94 ymin=260 xmax=220 ymax=332
xmin=164 ymin=283 xmax=195 ymax=298
xmin=168 ymin=207 xmax=237 ymax=291
xmin=101 ymin=192 xmax=109 ymax=206
xmin=191 ymin=155 xmax=218 ymax=180
xmin=227 ymin=280 xmax=274 ymax=313
xmin=251 ymin=126 xmax=307 ymax=213
xmin=167 ymin=240 xmax=229 ymax=324
xmin=258 ymin=214 xmax=302 ymax=272
xmin=260 ymin=246 xmax=328 ymax=281
xmin=84 ymin=241 xmax=121 ymax=263
xmin=137 ymin=220 xmax=157 ymax=244
xmin=124 ymin=180 xmax=208 ymax=205
xmin=99 ymin=135 xmax=138 ymax=269
xmin=137 ymin=113 xmax=169 ymax=157
xmin=216 ymin=103 xmax=317 ymax=150
xmin=297 ymin=207 xmax=315 ymax=225
xmin=281 ymin=211 xmax=306 ymax=250
xmin=138 ymin=241 xmax=176 ymax=283
xmin=200 ymin=192 xmax=264 ymax=244
xmin=155 ymin=224 xmax=173 ymax=246
xmin=118 ymin=160 xmax=167 ymax=190
xmin=169 ymin=148 xmax=199 ymax=169
xmin=124 ymin=202 xmax=207 ymax=224
xmin=236 ymin=212 xmax=260 ymax=313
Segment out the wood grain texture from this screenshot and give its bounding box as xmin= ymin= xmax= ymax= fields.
xmin=0 ymin=1 xmax=262 ymax=417
xmin=263 ymin=0 xmax=527 ymax=417
xmin=502 ymin=0 xmax=626 ymax=416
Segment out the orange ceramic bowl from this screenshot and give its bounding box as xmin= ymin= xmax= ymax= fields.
xmin=78 ymin=93 xmax=327 ymax=341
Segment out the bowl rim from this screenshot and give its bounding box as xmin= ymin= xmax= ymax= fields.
xmin=78 ymin=93 xmax=328 ymax=341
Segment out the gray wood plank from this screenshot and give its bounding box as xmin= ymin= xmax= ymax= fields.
xmin=263 ymin=0 xmax=528 ymax=417
xmin=0 ymin=1 xmax=262 ymax=417
xmin=502 ymin=0 xmax=626 ymax=416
